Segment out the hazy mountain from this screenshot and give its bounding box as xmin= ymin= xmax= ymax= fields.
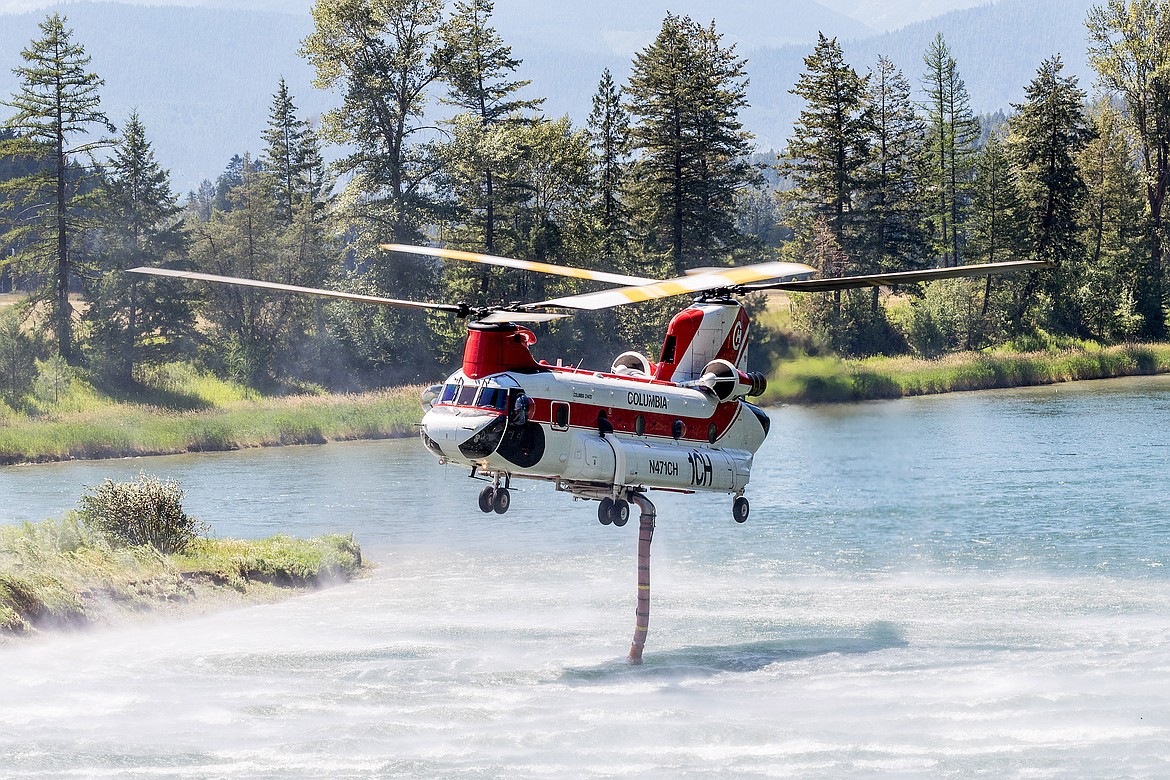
xmin=817 ymin=0 xmax=993 ymax=32
xmin=0 ymin=0 xmax=1102 ymax=190
xmin=746 ymin=0 xmax=1099 ymax=150
xmin=0 ymin=3 xmax=321 ymax=190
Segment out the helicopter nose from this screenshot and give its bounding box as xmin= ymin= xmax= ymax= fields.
xmin=421 ymin=408 xmax=506 ymax=460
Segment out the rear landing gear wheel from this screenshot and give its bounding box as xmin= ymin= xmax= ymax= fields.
xmin=493 ymin=488 xmax=511 ymax=514
xmin=612 ymin=499 xmax=630 ymax=527
xmin=598 ymin=497 xmax=614 ymax=525
xmin=478 ymin=486 xmax=495 ymax=513
xmin=733 ymin=496 xmax=750 ymax=524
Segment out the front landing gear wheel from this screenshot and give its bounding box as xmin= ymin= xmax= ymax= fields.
xmin=612 ymin=499 xmax=630 ymax=527
xmin=733 ymin=496 xmax=750 ymax=524
xmin=478 ymin=486 xmax=495 ymax=513
xmin=493 ymin=488 xmax=511 ymax=514
xmin=598 ymin=497 xmax=614 ymax=525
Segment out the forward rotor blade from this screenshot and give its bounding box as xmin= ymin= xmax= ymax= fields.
xmin=533 ymin=261 xmax=817 ymax=311
xmin=747 ymin=260 xmax=1054 ymax=293
xmin=380 ymin=243 xmax=659 ymax=286
xmin=126 ymin=267 xmax=468 ymax=315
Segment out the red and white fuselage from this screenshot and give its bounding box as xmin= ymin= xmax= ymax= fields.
xmin=420 ymin=301 xmax=771 ymax=502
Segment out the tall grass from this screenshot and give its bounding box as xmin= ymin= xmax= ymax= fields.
xmin=0 ymin=516 xmax=363 ymax=635
xmin=0 ymin=382 xmax=424 ymax=465
xmin=759 ymin=343 xmax=1170 ymax=405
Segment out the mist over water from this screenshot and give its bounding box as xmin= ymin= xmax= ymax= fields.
xmin=3 ymin=376 xmax=1170 ymax=776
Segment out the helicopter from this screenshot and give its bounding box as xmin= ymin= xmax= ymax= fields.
xmin=130 ymin=245 xmax=1050 ymax=527
xmin=130 ymin=245 xmax=1049 ymax=662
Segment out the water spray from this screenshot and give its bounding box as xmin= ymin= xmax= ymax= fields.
xmin=627 ymin=493 xmax=656 ymax=665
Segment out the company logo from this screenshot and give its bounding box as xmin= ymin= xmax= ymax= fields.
xmin=628 ymin=391 xmax=668 ymax=410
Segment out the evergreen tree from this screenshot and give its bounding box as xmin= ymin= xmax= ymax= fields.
xmin=626 ymin=14 xmax=755 ymax=274
xmin=780 ymin=34 xmax=870 ymax=261
xmin=586 ymin=68 xmax=630 ymax=259
xmin=858 ymin=55 xmax=929 ymax=276
xmin=1087 ymin=0 xmax=1170 ymax=339
xmin=921 ymin=33 xmax=980 ymax=267
xmin=260 ymin=78 xmax=323 ymax=224
xmin=1009 ymin=55 xmax=1092 ymax=335
xmin=82 ymin=113 xmax=193 ymax=386
xmin=0 ymin=13 xmax=115 ymax=361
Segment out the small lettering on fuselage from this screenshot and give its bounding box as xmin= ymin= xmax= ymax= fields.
xmin=572 ymin=390 xmax=593 ymax=400
xmin=628 ymin=391 xmax=668 ymax=410
xmin=649 ymin=459 xmax=679 ymax=476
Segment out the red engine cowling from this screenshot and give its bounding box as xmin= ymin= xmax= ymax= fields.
xmin=462 ymin=323 xmax=540 ymax=379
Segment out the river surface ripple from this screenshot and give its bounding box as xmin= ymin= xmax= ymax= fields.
xmin=2 ymin=376 xmax=1170 ymax=777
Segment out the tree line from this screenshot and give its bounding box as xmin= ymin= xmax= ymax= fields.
xmin=1 ymin=0 xmax=1168 ymax=406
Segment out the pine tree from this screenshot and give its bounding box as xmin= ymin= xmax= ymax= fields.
xmin=921 ymin=33 xmax=980 ymax=267
xmin=858 ymin=55 xmax=929 ymax=276
xmin=0 ymin=13 xmax=115 ymax=361
xmin=586 ymin=68 xmax=630 ymax=259
xmin=1009 ymin=55 xmax=1092 ymax=335
xmin=780 ymin=34 xmax=870 ymax=263
xmin=1087 ymin=0 xmax=1170 ymax=339
xmin=82 ymin=113 xmax=192 ymax=386
xmin=626 ymin=14 xmax=755 ymax=274
xmin=260 ymin=78 xmax=321 ymax=224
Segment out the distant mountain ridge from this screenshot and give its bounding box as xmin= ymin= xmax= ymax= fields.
xmin=0 ymin=0 xmax=1102 ymax=190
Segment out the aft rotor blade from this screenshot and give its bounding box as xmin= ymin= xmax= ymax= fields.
xmin=533 ymin=261 xmax=817 ymax=311
xmin=747 ymin=260 xmax=1054 ymax=293
xmin=125 ymin=267 xmax=468 ymax=315
xmin=380 ymin=243 xmax=659 ymax=286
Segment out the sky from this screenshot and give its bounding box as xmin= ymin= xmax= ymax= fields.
xmin=0 ymin=0 xmax=995 ymax=32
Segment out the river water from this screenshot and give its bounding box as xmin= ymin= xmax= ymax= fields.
xmin=2 ymin=376 xmax=1170 ymax=777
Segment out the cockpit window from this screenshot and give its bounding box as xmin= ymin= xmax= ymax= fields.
xmin=439 ymin=383 xmax=458 ymax=403
xmin=456 ymin=385 xmax=479 ymax=406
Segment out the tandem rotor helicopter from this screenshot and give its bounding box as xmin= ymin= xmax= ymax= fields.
xmin=131 ymin=245 xmax=1048 ymax=661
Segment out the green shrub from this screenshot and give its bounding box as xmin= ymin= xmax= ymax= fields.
xmin=78 ymin=473 xmax=206 ymax=553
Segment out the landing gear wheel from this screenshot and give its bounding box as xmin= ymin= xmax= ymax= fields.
xmin=598 ymin=497 xmax=614 ymax=525
xmin=733 ymin=496 xmax=750 ymax=524
xmin=612 ymin=499 xmax=630 ymax=527
xmin=493 ymin=488 xmax=511 ymax=514
xmin=478 ymin=486 xmax=495 ymax=513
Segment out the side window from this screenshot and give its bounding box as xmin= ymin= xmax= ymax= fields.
xmin=552 ymin=402 xmax=570 ymax=431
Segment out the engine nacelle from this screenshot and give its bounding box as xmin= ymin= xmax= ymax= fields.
xmin=693 ymin=359 xmax=767 ymax=401
xmin=611 ymin=351 xmax=654 ymax=377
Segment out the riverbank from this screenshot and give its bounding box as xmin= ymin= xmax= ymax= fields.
xmin=758 ymin=342 xmax=1170 ymax=405
xmin=0 ymin=517 xmax=363 ymax=639
xmin=0 ymin=385 xmax=422 ymax=466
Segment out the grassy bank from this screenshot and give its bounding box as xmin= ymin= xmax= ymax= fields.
xmin=0 ymin=516 xmax=363 ymax=636
xmin=0 ymin=375 xmax=423 ymax=465
xmin=759 ymin=342 xmax=1170 ymax=405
